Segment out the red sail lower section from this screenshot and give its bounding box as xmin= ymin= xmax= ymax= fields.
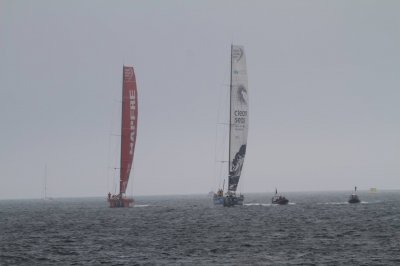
xmin=120 ymin=66 xmax=138 ymax=194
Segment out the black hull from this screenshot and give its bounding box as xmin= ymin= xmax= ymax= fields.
xmin=272 ymin=195 xmax=289 ymax=205
xmin=348 ymin=194 xmax=360 ymax=204
xmin=272 ymin=199 xmax=289 ymax=205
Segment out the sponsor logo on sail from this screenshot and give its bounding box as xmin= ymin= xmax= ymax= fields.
xmin=232 ymin=47 xmax=243 ymax=62
xmin=129 ymin=89 xmax=136 ymax=155
xmin=237 ymin=85 xmax=248 ymax=105
xmin=124 ymin=67 xmax=134 ymax=80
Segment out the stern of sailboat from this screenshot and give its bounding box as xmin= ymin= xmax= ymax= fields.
xmin=222 ymin=193 xmax=244 ymax=207
xmin=107 ymin=194 xmax=134 ymax=208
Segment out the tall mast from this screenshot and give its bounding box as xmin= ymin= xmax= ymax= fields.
xmin=228 ymin=44 xmax=233 ymax=190
xmin=119 ymin=66 xmax=124 ymax=195
xmin=44 ymin=164 xmax=47 ymax=199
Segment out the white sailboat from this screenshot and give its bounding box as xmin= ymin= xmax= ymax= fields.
xmin=213 ymin=44 xmax=249 ymax=207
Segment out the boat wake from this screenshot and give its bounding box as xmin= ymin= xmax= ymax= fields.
xmin=244 ymin=202 xmax=296 ymax=206
xmin=318 ymin=201 xmax=372 ymax=205
xmin=134 ymin=204 xmax=150 ymax=208
xmin=244 ymin=203 xmax=272 ymax=207
xmin=318 ymin=202 xmax=349 ymax=205
xmin=317 ymin=201 xmax=371 ymax=205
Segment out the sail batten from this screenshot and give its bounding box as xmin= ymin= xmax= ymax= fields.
xmin=228 ymin=45 xmax=248 ymax=192
xmin=119 ymin=66 xmax=138 ymax=194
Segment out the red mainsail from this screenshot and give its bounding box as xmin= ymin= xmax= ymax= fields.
xmin=119 ymin=66 xmax=138 ymax=194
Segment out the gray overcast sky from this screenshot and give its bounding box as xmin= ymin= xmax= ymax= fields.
xmin=1 ymin=0 xmax=399 ymax=199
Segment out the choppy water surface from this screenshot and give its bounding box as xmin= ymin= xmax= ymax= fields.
xmin=1 ymin=191 xmax=400 ymax=265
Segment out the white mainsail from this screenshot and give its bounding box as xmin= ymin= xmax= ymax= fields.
xmin=228 ymin=45 xmax=248 ymax=192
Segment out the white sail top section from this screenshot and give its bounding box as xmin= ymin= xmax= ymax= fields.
xmin=228 ymin=45 xmax=248 ymax=192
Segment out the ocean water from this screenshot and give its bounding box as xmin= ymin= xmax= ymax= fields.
xmin=1 ymin=191 xmax=400 ymax=265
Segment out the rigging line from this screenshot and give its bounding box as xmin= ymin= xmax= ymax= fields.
xmin=214 ymin=60 xmax=231 ymax=190
xmin=218 ymin=86 xmax=231 ymax=189
xmin=106 ymin=79 xmax=122 ymax=194
xmin=129 ymin=164 xmax=134 ymax=197
xmin=215 ymin=47 xmax=233 ymax=191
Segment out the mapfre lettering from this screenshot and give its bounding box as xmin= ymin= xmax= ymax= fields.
xmin=129 ymin=90 xmax=136 ymax=155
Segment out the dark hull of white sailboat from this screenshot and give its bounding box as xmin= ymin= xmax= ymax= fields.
xmin=348 ymin=194 xmax=360 ymax=204
xmin=223 ymin=194 xmax=244 ymax=207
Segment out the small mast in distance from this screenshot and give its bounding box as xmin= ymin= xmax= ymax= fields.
xmin=108 ymin=65 xmax=138 ymax=208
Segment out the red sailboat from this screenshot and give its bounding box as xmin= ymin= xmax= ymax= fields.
xmin=108 ymin=66 xmax=138 ymax=208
